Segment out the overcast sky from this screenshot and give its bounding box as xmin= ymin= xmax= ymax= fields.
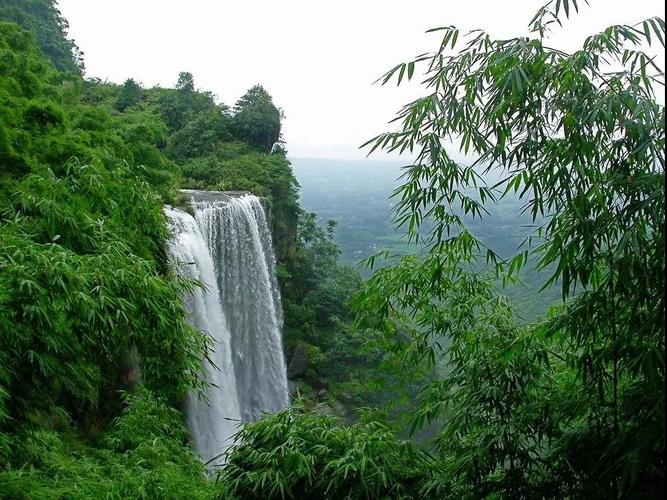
xmin=58 ymin=0 xmax=665 ymax=160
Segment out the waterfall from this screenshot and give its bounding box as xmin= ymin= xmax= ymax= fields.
xmin=165 ymin=206 xmax=242 ymax=465
xmin=165 ymin=193 xmax=289 ymax=464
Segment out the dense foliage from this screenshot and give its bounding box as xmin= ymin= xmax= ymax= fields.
xmin=0 ymin=390 xmax=214 ymax=499
xmin=0 ymin=2 xmax=375 ymax=496
xmin=231 ymin=84 xmax=283 ymax=153
xmin=354 ymin=1 xmax=665 ymax=497
xmin=0 ymin=0 xmax=83 ymax=74
xmin=0 ymin=17 xmax=217 ymax=495
xmin=218 ymin=405 xmax=431 ymax=499
xmin=1 ymin=0 xmax=663 ymax=498
xmin=0 ymin=19 xmax=207 ymax=420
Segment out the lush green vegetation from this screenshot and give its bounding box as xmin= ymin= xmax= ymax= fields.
xmin=0 ymin=2 xmax=374 ymax=496
xmin=218 ymin=405 xmax=430 ymax=499
xmin=0 ymin=17 xmax=214 ymax=496
xmin=1 ymin=0 xmax=664 ymax=498
xmin=0 ymin=0 xmax=84 ymax=74
xmin=1 ymin=390 xmax=214 ymax=499
xmin=223 ymin=1 xmax=665 ymax=498
xmin=352 ymin=1 xmax=665 ymax=496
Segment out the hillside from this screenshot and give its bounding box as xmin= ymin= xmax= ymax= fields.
xmin=0 ymin=3 xmax=367 ymax=496
xmin=0 ymin=1 xmax=664 ymax=498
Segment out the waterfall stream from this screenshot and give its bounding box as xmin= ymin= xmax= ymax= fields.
xmin=165 ymin=193 xmax=289 ymax=465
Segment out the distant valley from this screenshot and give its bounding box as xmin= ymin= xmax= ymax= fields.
xmin=291 ymin=156 xmax=562 ymax=321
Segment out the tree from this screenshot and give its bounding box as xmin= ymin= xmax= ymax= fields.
xmin=152 ymin=77 xmax=215 ymax=131
xmin=232 ymin=84 xmax=283 ymax=153
xmin=0 ymin=18 xmax=207 ymax=432
xmin=114 ymin=78 xmax=143 ymax=111
xmin=271 ymin=140 xmax=288 ymax=157
xmin=0 ymin=0 xmax=84 ymax=74
xmin=356 ymin=1 xmax=665 ymax=497
xmin=165 ymin=107 xmax=233 ymax=162
xmin=176 ymin=71 xmax=195 ymax=92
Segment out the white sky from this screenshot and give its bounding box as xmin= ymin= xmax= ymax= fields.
xmin=58 ymin=0 xmax=665 ymax=161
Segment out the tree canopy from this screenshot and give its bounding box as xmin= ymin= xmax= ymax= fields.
xmin=232 ymin=84 xmax=283 ymax=153
xmin=0 ymin=0 xmax=84 ymax=74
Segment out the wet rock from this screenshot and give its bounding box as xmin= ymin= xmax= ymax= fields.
xmin=311 ymin=377 xmax=330 ymax=390
xmin=314 ymin=403 xmax=338 ymax=417
xmin=339 ymin=390 xmax=355 ymax=403
xmin=314 ymin=400 xmax=346 ymax=418
xmin=287 ymin=379 xmax=306 ymax=398
xmin=331 ymin=400 xmax=346 ymax=416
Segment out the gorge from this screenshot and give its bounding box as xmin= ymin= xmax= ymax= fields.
xmin=166 ymin=192 xmax=289 ymax=464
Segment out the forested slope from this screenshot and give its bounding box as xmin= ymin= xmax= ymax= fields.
xmin=0 ymin=2 xmax=370 ymax=496
xmin=0 ymin=18 xmax=215 ymax=496
xmin=0 ymin=1 xmax=664 ymax=499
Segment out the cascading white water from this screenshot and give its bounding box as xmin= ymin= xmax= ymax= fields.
xmin=165 ymin=206 xmax=242 ymax=465
xmin=165 ymin=193 xmax=289 ymax=464
xmin=195 ymin=195 xmax=289 ymax=422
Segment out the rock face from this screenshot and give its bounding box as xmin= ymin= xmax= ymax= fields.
xmin=314 ymin=400 xmax=346 ymax=418
xmin=287 ymin=344 xmax=309 ymax=378
xmin=287 ymin=379 xmax=306 ymax=398
xmin=179 ymin=189 xmax=251 ymax=204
